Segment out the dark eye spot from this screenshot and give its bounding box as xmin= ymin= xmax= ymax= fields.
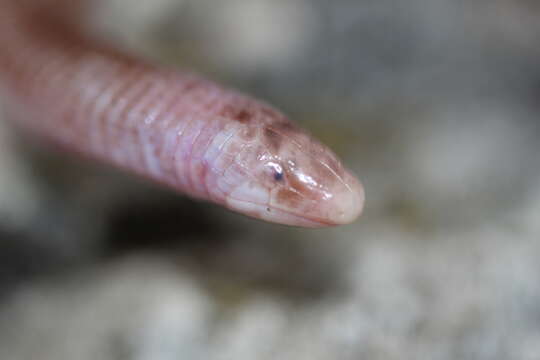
xmin=274 ymin=170 xmax=284 ymax=181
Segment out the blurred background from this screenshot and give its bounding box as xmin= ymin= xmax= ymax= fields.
xmin=2 ymin=0 xmax=540 ymax=359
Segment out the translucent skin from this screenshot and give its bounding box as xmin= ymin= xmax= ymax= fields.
xmin=0 ymin=1 xmax=364 ymax=227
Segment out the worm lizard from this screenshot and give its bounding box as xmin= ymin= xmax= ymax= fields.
xmin=0 ymin=1 xmax=364 ymax=227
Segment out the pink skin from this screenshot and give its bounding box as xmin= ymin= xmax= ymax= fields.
xmin=0 ymin=1 xmax=364 ymax=227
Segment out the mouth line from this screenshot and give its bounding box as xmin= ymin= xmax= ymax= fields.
xmin=270 ymin=207 xmax=337 ymax=227
xmin=225 ymin=196 xmax=337 ymax=228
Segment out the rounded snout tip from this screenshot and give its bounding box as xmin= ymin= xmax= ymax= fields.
xmin=326 ymin=174 xmax=365 ymax=226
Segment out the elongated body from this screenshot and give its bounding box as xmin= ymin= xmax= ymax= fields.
xmin=0 ymin=1 xmax=364 ymax=227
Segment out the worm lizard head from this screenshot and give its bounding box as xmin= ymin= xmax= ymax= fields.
xmin=226 ymin=121 xmax=365 ymax=227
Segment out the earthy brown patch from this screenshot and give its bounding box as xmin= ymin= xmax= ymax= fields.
xmin=277 ymin=188 xmax=305 ymax=208
xmin=235 ymin=110 xmax=253 ymax=123
xmin=287 ymin=169 xmax=318 ymax=200
xmin=263 ymin=127 xmax=282 ymax=152
xmin=219 ymin=105 xmax=253 ymax=124
xmin=219 ymin=105 xmax=236 ymax=118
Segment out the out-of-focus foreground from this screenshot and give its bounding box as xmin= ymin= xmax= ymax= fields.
xmin=2 ymin=1 xmax=540 ymax=359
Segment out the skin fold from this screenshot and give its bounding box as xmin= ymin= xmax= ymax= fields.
xmin=0 ymin=0 xmax=364 ymax=227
